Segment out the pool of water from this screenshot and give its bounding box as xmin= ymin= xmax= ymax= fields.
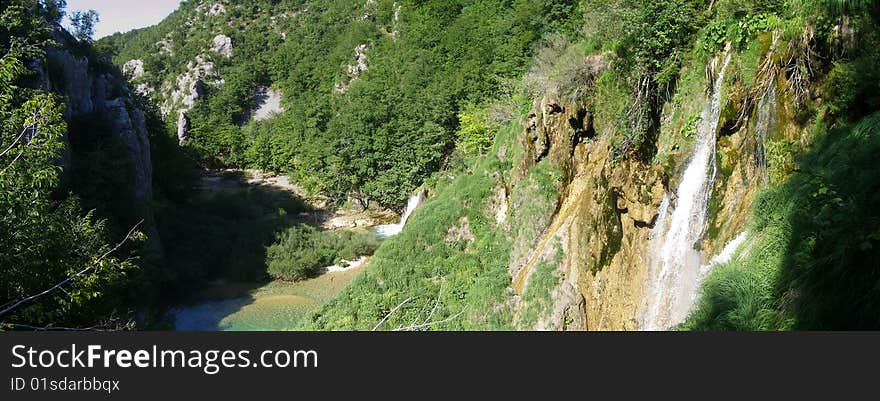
xmin=169 ymin=263 xmax=366 ymax=331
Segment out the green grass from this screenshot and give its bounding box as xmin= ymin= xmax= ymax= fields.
xmin=302 ymin=113 xmax=569 ymax=330
xmin=302 ymin=132 xmax=512 ymax=330
xmin=517 ymin=244 xmax=563 ymax=329
xmin=684 ymin=113 xmax=880 ymax=330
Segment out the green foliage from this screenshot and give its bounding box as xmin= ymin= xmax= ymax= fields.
xmin=68 ymin=9 xmax=98 ymax=43
xmin=517 ymin=246 xmax=563 ymax=328
xmin=304 ymin=121 xmax=526 ymax=330
xmin=699 ymin=12 xmax=780 ymax=57
xmin=266 ymin=225 xmax=380 ymax=282
xmin=455 ymin=103 xmax=498 ymax=155
xmin=624 ymin=0 xmax=701 ymax=79
xmin=685 ymin=114 xmax=880 ymax=330
xmin=0 ymin=0 xmax=56 ymax=61
xmin=591 ymin=70 xmax=634 ymax=148
xmin=100 ymin=0 xmax=580 ymax=209
xmin=818 ymin=37 xmax=880 ymax=121
xmin=0 ymin=6 xmax=136 ymax=326
xmin=581 ymin=0 xmax=707 ymax=157
xmin=814 ymin=0 xmax=876 ymax=16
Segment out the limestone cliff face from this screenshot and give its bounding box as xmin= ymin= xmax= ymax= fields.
xmin=508 ymin=56 xmax=800 ymax=330
xmin=36 ymin=32 xmax=160 ymax=250
xmin=510 ymin=93 xmax=665 ymax=330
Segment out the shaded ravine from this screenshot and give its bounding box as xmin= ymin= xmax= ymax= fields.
xmin=640 ymin=51 xmax=733 ymax=330
xmin=169 ymin=171 xmax=425 ymax=330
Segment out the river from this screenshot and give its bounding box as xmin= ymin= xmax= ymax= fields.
xmin=167 ymin=170 xmax=424 ymax=330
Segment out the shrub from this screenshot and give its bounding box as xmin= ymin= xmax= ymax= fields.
xmin=455 ymin=103 xmax=498 ymax=155
xmin=266 ymin=225 xmax=380 ymax=281
xmin=267 ymin=225 xmax=328 ymax=281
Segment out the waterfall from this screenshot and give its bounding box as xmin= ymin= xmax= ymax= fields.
xmin=374 ymin=191 xmax=426 ymax=238
xmin=640 ymin=52 xmax=732 ymax=330
xmin=754 ymin=86 xmax=777 ymax=175
xmin=698 ymin=231 xmax=748 ymax=279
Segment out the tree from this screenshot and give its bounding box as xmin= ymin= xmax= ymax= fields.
xmin=69 ymin=9 xmax=99 ymax=43
xmin=42 ymin=0 xmax=67 ymax=23
xmin=1 ymin=1 xmax=135 ymax=329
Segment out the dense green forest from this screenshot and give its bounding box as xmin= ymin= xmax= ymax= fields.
xmin=99 ymin=0 xmax=582 ymax=208
xmin=1 ymin=0 xmax=879 ymax=330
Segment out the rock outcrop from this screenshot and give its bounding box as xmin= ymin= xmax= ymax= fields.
xmin=249 ymin=87 xmax=284 ymax=122
xmin=507 ymin=47 xmax=797 ymax=330
xmin=39 ymin=32 xmax=161 ymax=254
xmin=212 ymin=34 xmax=233 ymax=58
xmin=334 ymin=44 xmax=370 ymax=93
xmin=511 ymin=92 xmax=665 ymax=330
xmin=197 ymin=1 xmax=226 ymax=17
xmin=160 ymin=54 xmax=222 ymax=144
xmin=123 ymin=59 xmax=145 ymax=79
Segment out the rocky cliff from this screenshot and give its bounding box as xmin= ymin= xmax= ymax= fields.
xmin=506 ymin=91 xmax=666 ymax=330
xmin=505 ymin=39 xmax=811 ymax=330
xmin=33 ymin=30 xmax=160 ymax=251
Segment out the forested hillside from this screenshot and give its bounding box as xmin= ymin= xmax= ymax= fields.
xmin=0 ymin=1 xmax=148 ymax=329
xmin=101 ymin=0 xmax=581 ymax=208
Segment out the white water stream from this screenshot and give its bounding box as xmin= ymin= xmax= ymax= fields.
xmin=373 ymin=191 xmax=426 ymax=238
xmin=640 ymin=52 xmax=733 ymax=330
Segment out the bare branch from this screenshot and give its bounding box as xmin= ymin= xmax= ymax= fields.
xmin=4 ymin=322 xmax=113 ymax=332
xmin=0 ymin=124 xmax=32 ymax=159
xmin=421 ymin=278 xmax=445 ymax=326
xmin=408 ymin=295 xmax=433 ymax=328
xmin=372 ymin=297 xmax=412 ymax=331
xmin=2 ymin=314 xmax=135 ymax=331
xmin=0 ymin=220 xmax=144 ymax=318
xmin=405 ymin=276 xmax=446 ymax=328
xmin=1 ymin=109 xmax=43 ymax=174
xmin=394 ymin=308 xmax=466 ymax=332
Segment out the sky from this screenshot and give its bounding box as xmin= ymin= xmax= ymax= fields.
xmin=63 ymin=0 xmax=182 ymax=39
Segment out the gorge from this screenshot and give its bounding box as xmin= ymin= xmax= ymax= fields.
xmin=2 ymin=0 xmax=879 ymax=331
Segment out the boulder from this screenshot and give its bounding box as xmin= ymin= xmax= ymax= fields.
xmin=212 ymin=34 xmax=232 ymax=58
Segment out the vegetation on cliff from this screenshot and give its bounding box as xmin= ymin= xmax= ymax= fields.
xmin=0 ymin=1 xmax=138 ymax=329
xmin=307 ymin=0 xmax=880 ymax=330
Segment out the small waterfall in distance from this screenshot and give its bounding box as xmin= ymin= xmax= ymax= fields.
xmin=374 ymin=191 xmax=426 ymax=238
xmin=640 ymin=51 xmax=733 ymax=330
xmin=754 ymin=85 xmax=777 ymax=178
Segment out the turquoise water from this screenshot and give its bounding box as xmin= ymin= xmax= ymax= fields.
xmin=170 ymin=265 xmax=366 ymax=331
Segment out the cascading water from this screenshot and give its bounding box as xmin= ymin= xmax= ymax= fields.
xmin=640 ymin=52 xmax=732 ymax=330
xmin=374 ymin=191 xmax=426 ymax=238
xmin=754 ymin=86 xmax=777 ymax=176
xmin=698 ymin=231 xmax=748 ymax=280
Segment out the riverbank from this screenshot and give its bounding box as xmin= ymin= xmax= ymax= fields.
xmin=200 ymin=169 xmax=400 ymax=230
xmin=162 ymin=169 xmax=408 ymax=330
